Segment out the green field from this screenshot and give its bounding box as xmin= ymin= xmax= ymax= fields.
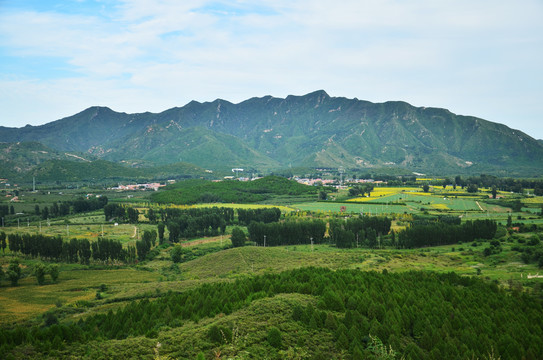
xmin=1 ymin=178 xmax=543 ymax=359
xmin=291 ymin=202 xmax=414 ymax=215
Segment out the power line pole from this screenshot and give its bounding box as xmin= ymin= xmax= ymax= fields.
xmin=264 ymin=235 xmax=266 ymax=248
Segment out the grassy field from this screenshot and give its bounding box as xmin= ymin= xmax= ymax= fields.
xmin=290 ymin=202 xmax=413 ymax=215
xmin=0 ymin=265 xmax=160 ymax=325
xmin=2 ymin=237 xmax=537 ymax=326
xmin=4 ymin=233 xmax=541 ymax=327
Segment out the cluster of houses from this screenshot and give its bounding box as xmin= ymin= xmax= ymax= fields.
xmin=109 ymin=182 xmax=166 ymax=191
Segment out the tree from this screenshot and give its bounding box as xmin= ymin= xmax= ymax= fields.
xmin=491 ymin=186 xmax=498 ymax=199
xmin=142 ymin=229 xmax=157 ymax=247
xmin=79 ymin=238 xmax=91 ymax=265
xmin=41 ymin=206 xmax=49 ymax=220
xmin=0 ymin=231 xmax=6 ymax=253
xmin=168 ymin=222 xmax=180 ymax=243
xmin=267 ymin=326 xmax=282 ymax=348
xmin=467 ymin=183 xmax=478 ymax=193
xmin=157 ymin=222 xmax=165 ymax=244
xmin=231 ymin=227 xmax=246 ymax=247
xmin=422 ymin=184 xmax=430 ymax=193
xmin=319 ymin=190 xmax=327 ymax=200
xmin=49 ymin=264 xmax=60 ymax=283
xmin=35 ymin=204 xmax=40 ymax=215
xmin=147 ymin=208 xmax=157 ymax=223
xmin=34 ymin=262 xmax=47 ymax=285
xmin=7 ymin=258 xmax=22 ymax=286
xmin=127 ymin=207 xmax=139 ymax=224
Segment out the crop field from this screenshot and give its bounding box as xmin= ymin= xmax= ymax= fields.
xmin=154 ymin=202 xmax=294 ymax=213
xmin=347 ymin=186 xmax=421 ymax=202
xmin=290 ymin=201 xmax=414 ymax=215
xmin=194 ymin=203 xmax=294 ymax=213
xmin=524 ymin=196 xmax=543 ymax=204
xmin=1 ymin=176 xmax=543 ymax=359
xmin=346 ymin=186 xmax=484 ymax=212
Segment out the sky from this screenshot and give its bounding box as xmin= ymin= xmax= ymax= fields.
xmin=1 ymin=0 xmax=542 ymax=139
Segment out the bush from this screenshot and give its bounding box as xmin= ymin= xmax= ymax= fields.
xmin=170 ymin=246 xmax=187 ymax=263
xmin=49 ymin=264 xmax=60 ymax=283
xmin=34 ymin=262 xmax=47 ymax=285
xmin=7 ymin=258 xmax=21 ymax=286
xmin=267 ymin=326 xmax=282 ymax=348
xmin=207 ymin=325 xmax=231 ymax=344
xmin=528 ymin=236 xmax=540 ymax=246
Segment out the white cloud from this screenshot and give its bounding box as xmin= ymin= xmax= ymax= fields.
xmin=0 ymin=0 xmax=542 ymax=138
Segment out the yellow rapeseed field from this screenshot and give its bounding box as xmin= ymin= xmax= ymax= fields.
xmin=347 ymin=187 xmax=420 ymax=202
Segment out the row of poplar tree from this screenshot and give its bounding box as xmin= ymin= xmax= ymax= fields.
xmin=5 ymin=232 xmax=157 ymax=264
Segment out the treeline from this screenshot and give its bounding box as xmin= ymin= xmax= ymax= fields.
xmin=1 ymin=268 xmax=542 ymax=359
xmin=397 ymin=219 xmax=497 ymax=248
xmin=165 ymin=207 xmax=234 ymax=242
xmin=348 ymin=184 xmax=374 ymax=197
xmin=237 ymin=207 xmax=281 ymax=225
xmin=458 ymin=174 xmax=543 ymax=195
xmin=248 ymin=219 xmax=326 ymax=246
xmin=104 ymin=203 xmax=139 ymax=223
xmin=7 ymin=233 xmax=136 ymax=264
xmin=329 ymin=216 xmax=392 ymax=249
xmin=0 ymin=204 xmax=14 ymax=218
xmin=39 ymin=196 xmax=108 ymax=220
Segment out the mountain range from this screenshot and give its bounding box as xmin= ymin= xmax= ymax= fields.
xmin=1 ymin=90 xmax=542 ymax=180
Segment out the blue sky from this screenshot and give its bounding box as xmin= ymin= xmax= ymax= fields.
xmin=1 ymin=0 xmax=542 ymax=139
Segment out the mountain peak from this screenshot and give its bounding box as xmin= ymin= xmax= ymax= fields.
xmin=0 ymin=91 xmax=541 ymax=175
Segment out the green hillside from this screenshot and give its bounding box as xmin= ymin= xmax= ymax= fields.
xmin=0 ymin=142 xmax=213 ymax=182
xmin=152 ymin=176 xmax=319 ymax=204
xmin=1 ymin=91 xmax=543 ymax=175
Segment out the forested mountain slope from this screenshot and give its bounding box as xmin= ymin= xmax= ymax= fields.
xmin=2 ymin=91 xmax=542 ymax=175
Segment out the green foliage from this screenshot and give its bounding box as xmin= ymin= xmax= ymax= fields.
xmin=2 ymin=267 xmax=543 ymax=359
xmin=248 ymin=219 xmax=326 ymax=246
xmin=7 ymin=258 xmax=21 ymax=286
xmin=398 ymin=219 xmax=497 ymax=248
xmin=4 ymin=91 xmax=543 ymax=176
xmin=33 ymin=262 xmax=47 ymax=285
xmin=48 ymin=264 xmax=59 ymax=283
xmin=367 ymin=335 xmax=399 ymax=360
xmin=267 ymin=326 xmax=282 ymax=348
xmin=170 ymin=246 xmax=185 ymax=263
xmin=0 ymin=231 xmax=6 ymax=253
xmin=152 ymin=176 xmax=317 ymax=205
xmin=207 ymin=325 xmax=231 ymax=344
xmin=230 ymin=227 xmax=246 ymax=248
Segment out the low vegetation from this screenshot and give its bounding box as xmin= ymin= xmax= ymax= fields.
xmin=1 ymin=174 xmax=543 ymax=359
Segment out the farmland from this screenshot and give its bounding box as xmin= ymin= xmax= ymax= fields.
xmin=1 ymin=176 xmax=543 ymax=359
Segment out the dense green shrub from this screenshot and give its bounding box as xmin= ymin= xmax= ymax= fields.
xmin=267 ymin=327 xmax=282 ymax=348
